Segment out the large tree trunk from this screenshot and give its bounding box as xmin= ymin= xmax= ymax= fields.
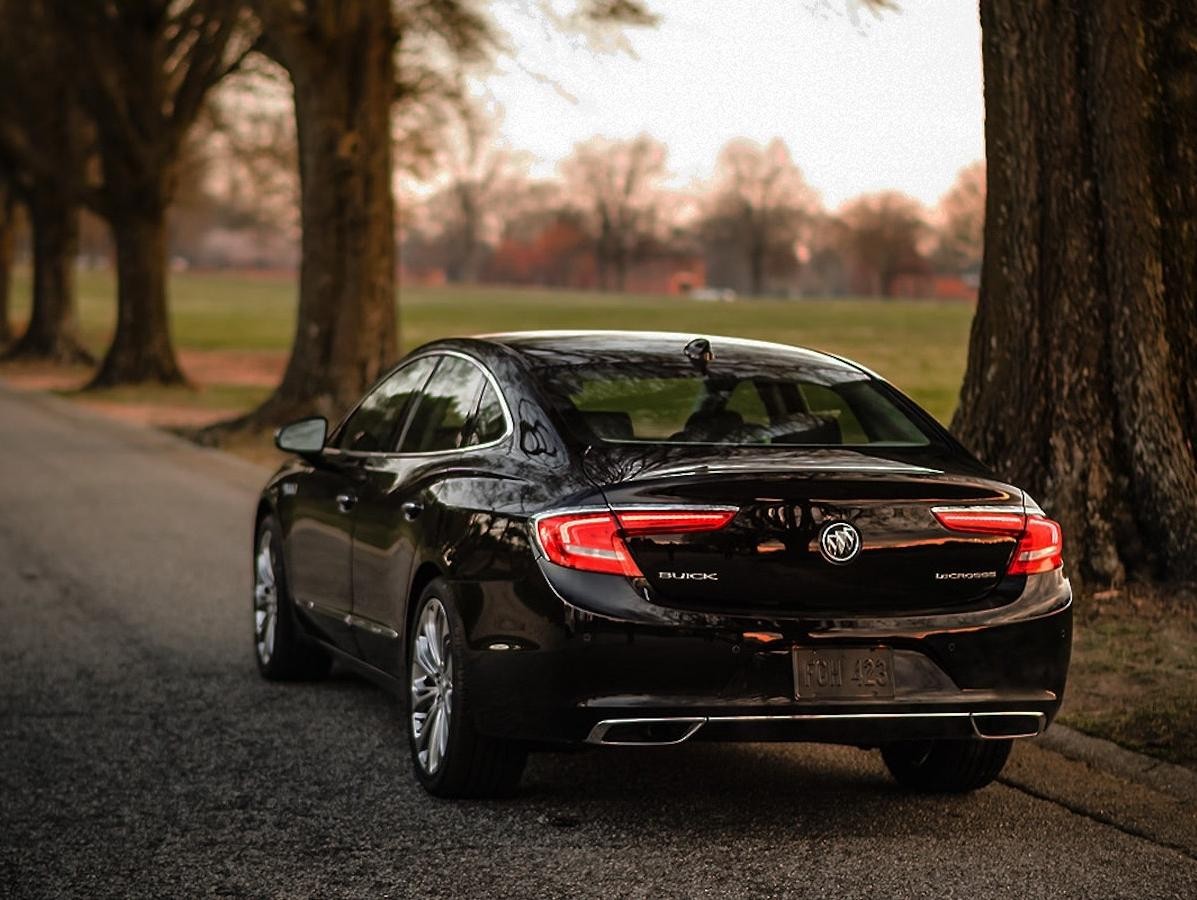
xmin=88 ymin=202 xmax=185 ymax=386
xmin=4 ymin=191 xmax=91 ymax=364
xmin=211 ymin=0 xmax=395 ymax=434
xmin=0 ymin=180 xmax=13 ymax=347
xmin=955 ymin=0 xmax=1197 ymax=584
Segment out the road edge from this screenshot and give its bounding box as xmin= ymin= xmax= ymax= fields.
xmin=1039 ymin=722 xmax=1197 ymax=803
xmin=0 ymin=380 xmax=272 ymax=491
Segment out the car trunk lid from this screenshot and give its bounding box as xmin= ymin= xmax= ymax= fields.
xmin=587 ymin=446 xmax=1025 ymax=617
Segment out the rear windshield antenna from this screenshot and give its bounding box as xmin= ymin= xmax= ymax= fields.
xmin=684 ymin=337 xmax=715 ymax=374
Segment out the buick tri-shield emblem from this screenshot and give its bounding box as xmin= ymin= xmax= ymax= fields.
xmin=819 ymin=521 xmax=861 ymax=564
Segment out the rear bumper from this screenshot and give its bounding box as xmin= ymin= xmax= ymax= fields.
xmin=455 ymin=566 xmax=1072 ymax=747
xmin=587 ymin=710 xmax=1047 ymax=746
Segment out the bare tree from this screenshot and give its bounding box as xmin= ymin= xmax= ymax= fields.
xmin=55 ymin=0 xmax=257 ymax=387
xmin=703 ymin=138 xmax=818 ymax=296
xmin=956 ymin=1 xmax=1197 ymax=583
xmin=836 ymin=192 xmax=927 ymax=297
xmin=0 ymin=0 xmax=93 ymax=363
xmin=561 ymin=134 xmax=668 ymax=291
xmin=933 ymin=160 xmax=985 ymax=275
xmin=428 ymin=100 xmax=530 ymax=283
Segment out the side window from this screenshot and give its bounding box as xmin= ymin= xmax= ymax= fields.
xmin=337 ymin=357 xmax=435 ymax=453
xmin=399 ymin=357 xmax=485 ymax=453
xmin=467 ymin=383 xmax=507 ymax=446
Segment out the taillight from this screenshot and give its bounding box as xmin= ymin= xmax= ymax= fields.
xmin=1008 ymin=516 xmax=1064 ymax=575
xmin=932 ymin=508 xmax=1063 ymax=576
xmin=535 ymin=508 xmax=736 ymax=577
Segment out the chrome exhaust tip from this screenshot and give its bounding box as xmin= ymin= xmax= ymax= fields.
xmin=586 ymin=717 xmax=707 ymax=746
xmin=970 ymin=711 xmax=1046 ymax=740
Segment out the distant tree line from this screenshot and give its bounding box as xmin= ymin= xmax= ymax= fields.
xmin=399 ymin=122 xmax=984 ymax=300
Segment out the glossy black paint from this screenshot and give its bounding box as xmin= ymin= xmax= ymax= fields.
xmin=258 ymin=332 xmax=1072 ymax=748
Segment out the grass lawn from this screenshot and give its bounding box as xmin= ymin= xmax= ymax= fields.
xmin=4 ymin=269 xmax=1194 ymax=769
xmin=7 ymin=271 xmax=974 ymax=424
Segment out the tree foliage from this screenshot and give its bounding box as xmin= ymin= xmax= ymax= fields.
xmin=836 ymin=191 xmax=927 ymax=297
xmin=702 ymin=138 xmax=818 ymax=296
xmin=933 ymin=160 xmax=985 ymax=275
xmin=560 ymin=134 xmax=669 ymax=291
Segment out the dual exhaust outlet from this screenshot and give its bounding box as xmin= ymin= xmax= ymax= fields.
xmin=585 ymin=711 xmax=1047 ymax=746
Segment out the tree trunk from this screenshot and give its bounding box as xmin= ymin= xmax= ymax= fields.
xmin=955 ymin=0 xmax=1197 ymax=584
xmin=0 ymin=180 xmax=12 ymax=347
xmin=4 ymin=191 xmax=91 ymax=364
xmin=88 ymin=203 xmax=185 ymax=386
xmin=749 ymin=237 xmax=765 ymax=297
xmin=210 ymin=0 xmax=395 ymax=433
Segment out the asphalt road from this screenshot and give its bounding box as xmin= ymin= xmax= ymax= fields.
xmin=2 ymin=385 xmax=1195 ymax=899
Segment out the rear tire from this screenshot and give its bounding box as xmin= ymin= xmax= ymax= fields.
xmin=253 ymin=517 xmax=332 ymax=681
xmin=407 ymin=578 xmax=527 ymax=798
xmin=881 ymin=738 xmax=1012 ymax=793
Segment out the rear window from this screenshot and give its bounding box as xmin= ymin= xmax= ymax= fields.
xmin=532 ymin=358 xmax=933 ymax=447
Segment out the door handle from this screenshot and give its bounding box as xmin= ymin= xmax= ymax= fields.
xmin=401 ymin=501 xmax=423 ymax=521
xmin=336 ymin=493 xmax=357 ymax=513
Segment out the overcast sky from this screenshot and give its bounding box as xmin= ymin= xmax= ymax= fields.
xmin=481 ymin=0 xmax=984 ymax=209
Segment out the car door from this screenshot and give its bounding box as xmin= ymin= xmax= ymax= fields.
xmin=350 ymin=354 xmax=490 ymax=672
xmin=286 ymin=358 xmax=435 ymax=653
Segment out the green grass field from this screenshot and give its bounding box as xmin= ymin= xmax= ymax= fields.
xmin=8 ymin=271 xmax=976 ymax=423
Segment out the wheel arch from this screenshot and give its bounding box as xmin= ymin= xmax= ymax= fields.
xmin=405 ymin=561 xmax=445 ymax=645
xmin=254 ymin=497 xmax=274 ymax=530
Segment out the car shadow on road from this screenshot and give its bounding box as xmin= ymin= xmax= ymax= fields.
xmin=312 ymin=666 xmax=989 ymax=843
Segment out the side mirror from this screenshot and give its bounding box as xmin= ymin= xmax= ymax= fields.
xmin=275 ymin=416 xmax=327 ymax=456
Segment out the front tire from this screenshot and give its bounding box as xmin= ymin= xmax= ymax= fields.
xmin=881 ymin=738 xmax=1012 ymax=793
xmin=407 ymin=579 xmax=527 ymax=798
xmin=253 ymin=517 xmax=332 ymax=681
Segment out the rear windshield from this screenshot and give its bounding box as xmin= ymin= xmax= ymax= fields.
xmin=531 ymin=358 xmax=934 ymax=448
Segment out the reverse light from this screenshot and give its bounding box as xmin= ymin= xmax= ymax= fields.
xmin=932 ymin=508 xmax=1064 ymax=576
xmin=535 ymin=508 xmax=736 ymax=577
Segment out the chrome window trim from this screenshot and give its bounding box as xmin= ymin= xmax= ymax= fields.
xmin=327 ymin=349 xmax=515 ymax=461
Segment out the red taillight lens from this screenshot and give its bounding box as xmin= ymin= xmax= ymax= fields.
xmin=1008 ymin=516 xmax=1064 ymax=575
xmin=536 ymin=512 xmax=641 ymax=576
xmin=615 ymin=509 xmax=737 ymax=535
xmin=535 ymin=508 xmax=736 ymax=577
xmin=932 ymin=508 xmax=1063 ymax=576
xmin=931 ymin=509 xmax=1027 ymax=535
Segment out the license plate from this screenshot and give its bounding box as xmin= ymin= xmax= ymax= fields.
xmin=793 ymin=646 xmax=895 ymax=699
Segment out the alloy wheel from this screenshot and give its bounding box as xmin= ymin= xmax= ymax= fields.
xmin=410 ymin=597 xmax=454 ymax=775
xmin=253 ymin=530 xmax=279 ymax=665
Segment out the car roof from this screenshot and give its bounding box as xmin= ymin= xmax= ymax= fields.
xmin=473 ymin=330 xmax=869 ymax=375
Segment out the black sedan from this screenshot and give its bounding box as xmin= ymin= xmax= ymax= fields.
xmin=253 ymin=331 xmax=1071 ymax=797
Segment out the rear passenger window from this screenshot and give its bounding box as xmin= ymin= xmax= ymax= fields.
xmin=338 ymin=357 xmax=435 ymax=452
xmin=468 ymin=383 xmax=507 ymax=446
xmin=399 ymin=357 xmax=484 ymax=453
